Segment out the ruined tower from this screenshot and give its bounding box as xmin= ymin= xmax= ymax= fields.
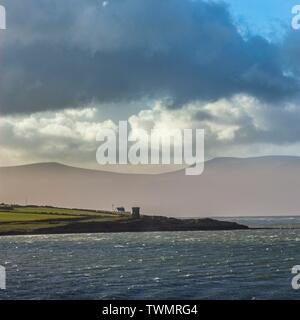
xmin=132 ymin=207 xmax=140 ymax=219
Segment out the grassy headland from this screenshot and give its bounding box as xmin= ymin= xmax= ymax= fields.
xmin=0 ymin=205 xmax=248 ymax=236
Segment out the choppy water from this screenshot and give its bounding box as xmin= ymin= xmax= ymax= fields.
xmin=0 ymin=217 xmax=300 ymax=300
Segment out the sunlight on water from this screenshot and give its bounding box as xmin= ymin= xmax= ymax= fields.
xmin=0 ymin=217 xmax=300 ymax=299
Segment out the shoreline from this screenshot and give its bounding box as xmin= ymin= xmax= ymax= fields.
xmin=0 ymin=227 xmax=299 ymax=238
xmin=0 ymin=216 xmax=248 ymax=237
xmin=2 ymin=205 xmax=300 ymax=238
xmin=0 ymin=227 xmax=249 ymax=237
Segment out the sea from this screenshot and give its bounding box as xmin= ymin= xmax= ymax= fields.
xmin=1 ymin=216 xmax=300 ymax=300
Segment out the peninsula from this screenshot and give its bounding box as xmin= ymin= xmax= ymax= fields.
xmin=0 ymin=204 xmax=248 ymax=236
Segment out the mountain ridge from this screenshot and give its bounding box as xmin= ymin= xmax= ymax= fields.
xmin=2 ymin=155 xmax=300 ymax=174
xmin=1 ymin=155 xmax=300 ymax=217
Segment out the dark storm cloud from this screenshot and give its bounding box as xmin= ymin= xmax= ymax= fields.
xmin=0 ymin=0 xmax=298 ymax=115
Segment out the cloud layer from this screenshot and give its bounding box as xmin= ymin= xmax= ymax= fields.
xmin=1 ymin=0 xmax=300 ymax=170
xmin=2 ymin=95 xmax=300 ymax=170
xmin=0 ymin=0 xmax=299 ymax=115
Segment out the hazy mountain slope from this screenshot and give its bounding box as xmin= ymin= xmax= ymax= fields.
xmin=1 ymin=156 xmax=300 ymax=217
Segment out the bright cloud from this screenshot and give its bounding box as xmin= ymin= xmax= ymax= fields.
xmin=2 ymin=95 xmax=300 ymax=171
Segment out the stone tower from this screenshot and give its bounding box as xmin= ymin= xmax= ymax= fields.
xmin=132 ymin=207 xmax=140 ymax=219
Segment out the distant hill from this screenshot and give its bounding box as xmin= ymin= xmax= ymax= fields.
xmin=1 ymin=156 xmax=300 ymax=217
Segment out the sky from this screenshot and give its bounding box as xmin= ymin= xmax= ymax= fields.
xmin=225 ymin=0 xmax=298 ymax=39
xmin=0 ymin=0 xmax=300 ymax=171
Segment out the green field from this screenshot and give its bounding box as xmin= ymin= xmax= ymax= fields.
xmin=0 ymin=206 xmax=131 ymax=234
